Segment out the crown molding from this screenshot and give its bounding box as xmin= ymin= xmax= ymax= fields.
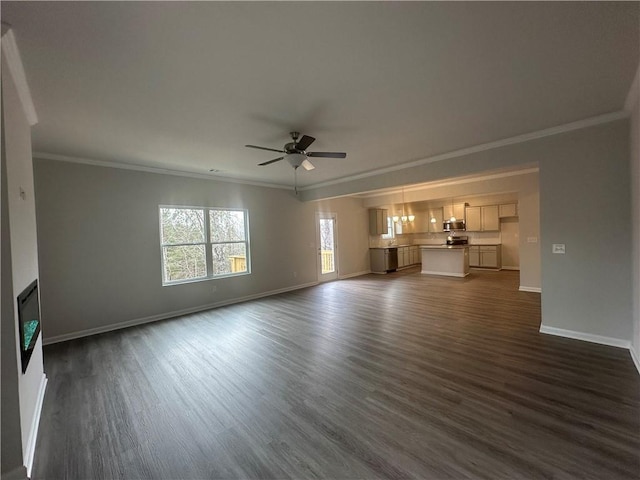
xmin=33 ymin=152 xmax=292 ymax=190
xmin=1 ymin=28 xmax=38 ymax=126
xmin=300 ymin=111 xmax=629 ymax=192
xmin=35 ymin=110 xmax=626 ymax=195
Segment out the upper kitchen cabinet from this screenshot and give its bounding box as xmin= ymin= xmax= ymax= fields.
xmin=465 ymin=205 xmax=500 ymax=231
xmin=499 ymin=203 xmax=518 ymax=217
xmin=428 ymin=208 xmax=444 ymax=233
xmin=443 ymin=203 xmax=466 ymax=222
xmin=369 ymin=208 xmax=388 ymax=235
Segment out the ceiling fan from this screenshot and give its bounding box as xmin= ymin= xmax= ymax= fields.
xmin=245 ymin=131 xmax=347 ymax=172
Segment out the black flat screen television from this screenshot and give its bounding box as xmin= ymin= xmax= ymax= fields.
xmin=17 ymin=279 xmax=40 ymax=373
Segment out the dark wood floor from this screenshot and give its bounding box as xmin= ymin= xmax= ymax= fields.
xmin=33 ymin=269 xmax=640 ymax=479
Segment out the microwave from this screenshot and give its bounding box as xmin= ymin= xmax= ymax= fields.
xmin=443 ymin=220 xmax=466 ymax=231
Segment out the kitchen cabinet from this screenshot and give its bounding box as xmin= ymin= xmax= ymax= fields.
xmin=443 ymin=203 xmax=466 ymax=222
xmin=468 ymin=245 xmax=502 ymax=269
xmin=396 ymin=245 xmax=421 ymax=269
xmin=409 ymin=245 xmax=420 ymax=265
xmin=499 ymin=203 xmax=518 ymax=217
xmin=370 ymin=248 xmax=398 ymax=273
xmin=369 ymin=209 xmax=388 ymax=235
xmin=428 ymin=208 xmax=444 ymax=233
xmin=465 ymin=205 xmax=499 ymax=231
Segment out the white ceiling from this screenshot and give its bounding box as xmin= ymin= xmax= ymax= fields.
xmin=2 ymin=2 xmax=638 ymax=189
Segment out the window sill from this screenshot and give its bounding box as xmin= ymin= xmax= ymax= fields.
xmin=162 ymin=271 xmax=251 ymax=287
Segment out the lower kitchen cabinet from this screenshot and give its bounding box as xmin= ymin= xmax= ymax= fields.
xmin=468 ymin=245 xmax=502 ymax=269
xmin=398 ymin=246 xmax=420 ymax=269
xmin=372 ymin=246 xmax=420 ymax=272
xmin=370 ymin=248 xmax=398 ymax=273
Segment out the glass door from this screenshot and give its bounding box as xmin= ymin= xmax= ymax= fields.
xmin=316 ymin=213 xmax=338 ymax=282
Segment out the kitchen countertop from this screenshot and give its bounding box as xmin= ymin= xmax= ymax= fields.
xmin=419 ymin=245 xmax=469 ymax=249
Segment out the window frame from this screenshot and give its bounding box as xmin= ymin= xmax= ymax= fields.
xmin=159 ymin=205 xmax=251 ymax=286
xmin=381 ymin=216 xmax=395 ymax=239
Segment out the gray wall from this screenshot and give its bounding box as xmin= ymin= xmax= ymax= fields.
xmin=1 ymin=90 xmax=25 ymax=480
xmin=2 ymin=37 xmax=42 ymax=478
xmin=33 ymin=160 xmax=370 ymax=342
xmin=539 ymin=121 xmax=632 ymax=341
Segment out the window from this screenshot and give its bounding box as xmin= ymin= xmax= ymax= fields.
xmin=381 ymin=216 xmax=394 ymax=239
xmin=160 ymin=206 xmax=250 ymax=284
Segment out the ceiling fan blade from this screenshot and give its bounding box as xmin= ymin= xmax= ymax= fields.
xmin=301 ymin=159 xmax=315 ymax=171
xmin=306 ymin=152 xmax=347 ymax=158
xmin=258 ymin=157 xmax=284 ymax=166
xmin=246 ymin=144 xmax=285 ymax=154
xmin=295 ymin=135 xmax=315 ymax=151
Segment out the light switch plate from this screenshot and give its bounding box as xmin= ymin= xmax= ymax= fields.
xmin=552 ymin=244 xmax=566 ymax=254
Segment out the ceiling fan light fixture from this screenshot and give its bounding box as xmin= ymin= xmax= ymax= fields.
xmin=285 ymin=153 xmax=307 ymax=169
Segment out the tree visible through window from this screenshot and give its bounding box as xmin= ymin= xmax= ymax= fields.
xmin=160 ymin=206 xmax=250 ymax=284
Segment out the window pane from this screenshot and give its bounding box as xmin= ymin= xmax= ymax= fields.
xmin=212 ymin=243 xmax=247 ymax=275
xmin=161 ymin=208 xmax=205 ymax=245
xmin=210 ymin=210 xmax=246 ymax=242
xmin=319 ymin=218 xmax=335 ymax=274
xmin=163 ymin=245 xmax=206 ymax=282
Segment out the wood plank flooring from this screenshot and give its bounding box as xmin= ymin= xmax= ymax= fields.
xmin=33 ymin=269 xmax=640 ymax=479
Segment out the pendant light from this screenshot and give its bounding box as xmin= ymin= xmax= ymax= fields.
xmin=449 ymin=197 xmax=456 ymax=222
xmin=399 ymin=187 xmax=415 ymax=224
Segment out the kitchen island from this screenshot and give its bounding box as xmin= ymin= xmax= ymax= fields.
xmin=420 ymin=245 xmax=470 ymax=277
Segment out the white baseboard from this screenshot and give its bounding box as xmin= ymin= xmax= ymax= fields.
xmin=501 ymin=266 xmax=520 ymax=271
xmin=630 ymin=347 xmax=640 ymax=375
xmin=339 ymin=270 xmax=371 ymax=279
xmin=43 ymin=282 xmax=319 ymax=345
xmin=519 ymin=286 xmax=541 ymax=293
xmin=421 ymin=270 xmax=468 ymax=278
xmin=539 ymin=325 xmax=631 ymax=349
xmin=24 ymin=374 xmax=47 ymax=478
xmin=1 ymin=466 xmax=27 ymax=480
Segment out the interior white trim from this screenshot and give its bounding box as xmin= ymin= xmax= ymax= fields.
xmin=0 ymin=29 xmax=38 ymax=126
xmin=539 ymin=325 xmax=631 ymax=349
xmin=0 ymin=466 xmax=28 ymax=480
xmin=421 ymin=271 xmax=468 ymax=278
xmin=519 ymin=286 xmax=541 ymax=293
xmin=338 ymin=270 xmax=371 ymax=280
xmin=355 ymin=167 xmax=539 ymax=199
xmin=32 ymin=152 xmax=292 ymax=191
xmin=23 ymin=374 xmax=47 ymax=478
xmin=43 ymin=281 xmax=319 ymax=345
xmin=624 ymin=62 xmax=639 ymax=112
xmin=299 ymin=111 xmax=628 ymax=192
xmin=501 ymin=266 xmax=520 ymax=271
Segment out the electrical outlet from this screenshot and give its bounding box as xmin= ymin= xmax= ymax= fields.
xmin=552 ymin=244 xmax=566 ymax=254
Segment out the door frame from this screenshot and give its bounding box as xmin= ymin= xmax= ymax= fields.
xmin=316 ymin=212 xmax=338 ymax=282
